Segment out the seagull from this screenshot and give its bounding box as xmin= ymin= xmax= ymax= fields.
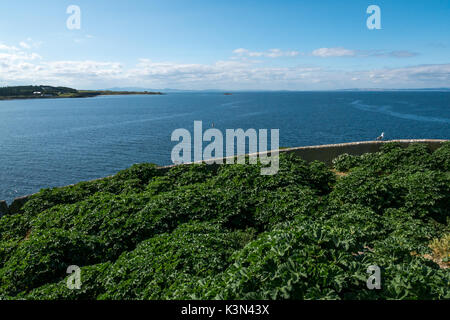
xmin=376 ymin=132 xmax=385 ymax=140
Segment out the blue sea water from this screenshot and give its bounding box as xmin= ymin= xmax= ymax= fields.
xmin=0 ymin=91 xmax=449 ymax=203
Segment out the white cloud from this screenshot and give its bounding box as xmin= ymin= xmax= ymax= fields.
xmin=312 ymin=47 xmax=418 ymax=58
xmin=233 ymin=48 xmax=300 ymax=58
xmin=17 ymin=38 xmax=43 ymax=50
xmin=74 ymin=34 xmax=95 ymax=43
xmin=19 ymin=41 xmax=31 ymax=49
xmin=0 ymin=43 xmax=448 ymax=89
xmin=233 ymin=48 xmax=249 ymax=55
xmin=123 ymin=60 xmax=450 ymax=89
xmin=0 ymin=41 xmax=43 ymax=79
xmin=0 ymin=43 xmax=19 ymax=52
xmin=0 ymin=52 xmax=41 ymax=62
xmin=355 ymin=64 xmax=450 ymax=83
xmin=373 ymin=50 xmax=418 ymax=58
xmin=312 ymin=47 xmax=356 ymax=57
xmin=45 ymin=60 xmax=123 ymax=77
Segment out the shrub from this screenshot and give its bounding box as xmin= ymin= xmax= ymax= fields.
xmin=0 ymin=142 xmax=448 ymax=300
xmin=332 ymin=153 xmax=360 ymax=172
xmin=99 ymin=222 xmax=252 ymax=300
xmin=0 ymin=229 xmax=105 ymax=296
xmin=432 ymin=141 xmax=450 ymax=171
xmin=22 ymin=262 xmax=111 ymax=300
xmin=21 ymin=163 xmax=162 ymax=217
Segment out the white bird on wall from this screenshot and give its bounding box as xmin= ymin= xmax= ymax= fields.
xmin=376 ymin=132 xmax=385 ymax=140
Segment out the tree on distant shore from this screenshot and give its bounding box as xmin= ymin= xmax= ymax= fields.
xmin=0 ymin=85 xmax=78 ymax=97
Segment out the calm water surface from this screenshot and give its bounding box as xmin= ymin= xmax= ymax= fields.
xmin=0 ymin=91 xmax=449 ymax=203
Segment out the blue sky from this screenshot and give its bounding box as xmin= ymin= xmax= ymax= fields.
xmin=0 ymin=0 xmax=449 ymax=89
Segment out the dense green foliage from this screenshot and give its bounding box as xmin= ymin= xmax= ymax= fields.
xmin=0 ymin=85 xmax=77 ymax=97
xmin=0 ymin=86 xmax=162 ymax=100
xmin=0 ymin=142 xmax=449 ymax=300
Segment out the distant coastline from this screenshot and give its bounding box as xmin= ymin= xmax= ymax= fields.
xmin=0 ymin=85 xmax=163 ymax=101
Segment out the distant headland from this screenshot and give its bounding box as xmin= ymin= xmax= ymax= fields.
xmin=0 ymin=85 xmax=163 ymax=101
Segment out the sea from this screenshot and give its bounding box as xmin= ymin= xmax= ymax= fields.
xmin=0 ymin=91 xmax=449 ymax=203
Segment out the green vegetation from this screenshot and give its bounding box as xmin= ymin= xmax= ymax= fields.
xmin=0 ymin=86 xmax=77 ymax=99
xmin=0 ymin=142 xmax=449 ymax=300
xmin=0 ymin=85 xmax=162 ymax=100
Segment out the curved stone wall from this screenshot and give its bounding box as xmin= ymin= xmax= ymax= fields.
xmin=277 ymin=139 xmax=447 ymax=165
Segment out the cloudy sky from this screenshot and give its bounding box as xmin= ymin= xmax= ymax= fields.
xmin=0 ymin=0 xmax=449 ymax=90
